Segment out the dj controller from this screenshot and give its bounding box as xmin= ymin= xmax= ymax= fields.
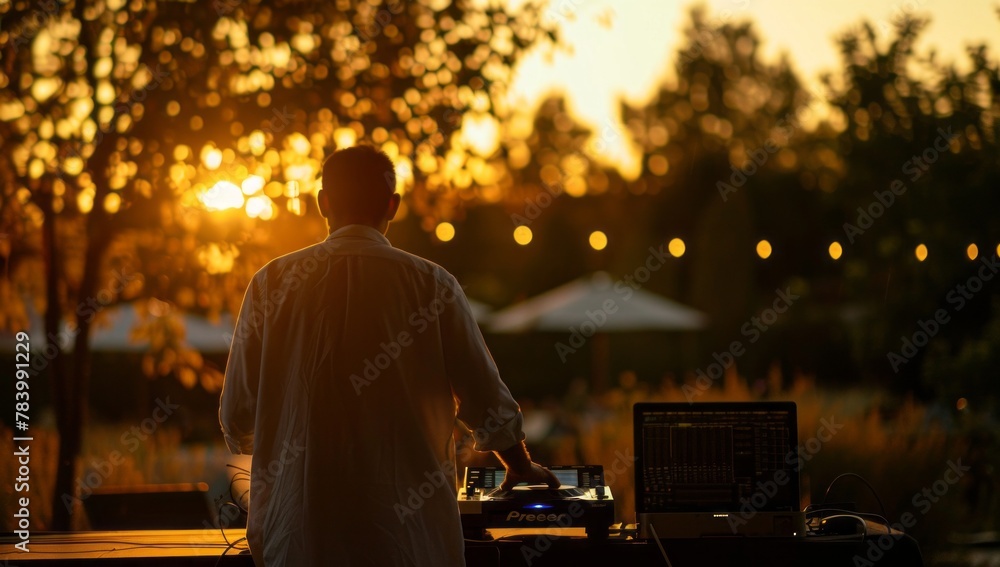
xmin=457 ymin=465 xmax=615 ymax=540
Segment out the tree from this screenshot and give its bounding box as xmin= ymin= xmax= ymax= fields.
xmin=823 ymin=16 xmax=1000 ymax=395
xmin=612 ymin=8 xmax=820 ymax=362
xmin=0 ymin=0 xmax=551 ymax=529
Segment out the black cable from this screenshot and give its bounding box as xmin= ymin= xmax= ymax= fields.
xmin=218 ymin=502 xmax=247 ymax=535
xmin=648 ymin=524 xmax=674 ymax=567
xmin=227 ymin=468 xmax=251 ymax=514
xmin=215 ymin=500 xmax=249 ymax=567
xmin=228 ymin=477 xmax=250 ymax=514
xmin=806 ymin=506 xmax=891 ymax=525
xmin=213 ymin=461 xmax=251 ymax=567
xmin=821 ymin=473 xmax=888 ymax=521
xmin=214 ymin=535 xmax=248 ymax=567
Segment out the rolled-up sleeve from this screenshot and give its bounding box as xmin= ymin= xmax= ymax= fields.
xmin=439 ymin=274 xmax=525 ymax=452
xmin=220 ymin=273 xmax=265 ymax=455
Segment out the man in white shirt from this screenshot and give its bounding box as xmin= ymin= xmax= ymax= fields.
xmin=220 ymin=145 xmax=558 ymax=566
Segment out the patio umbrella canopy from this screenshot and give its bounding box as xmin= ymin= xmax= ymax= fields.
xmin=88 ymin=303 xmax=235 ymax=353
xmin=487 ymin=272 xmax=707 ymax=392
xmin=465 ymin=298 xmax=493 ymax=326
xmin=0 ymin=301 xmax=234 ymax=353
xmin=488 ymin=272 xmax=707 ymax=333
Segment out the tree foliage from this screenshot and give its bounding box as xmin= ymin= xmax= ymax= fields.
xmin=0 ymin=0 xmax=552 ymax=529
xmin=823 ymin=17 xmax=1000 ymax=397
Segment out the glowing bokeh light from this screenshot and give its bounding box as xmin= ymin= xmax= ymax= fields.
xmin=31 ymin=77 xmax=61 ymax=103
xmin=589 ymin=231 xmax=608 ymax=251
xmin=77 ymin=189 xmax=95 ymax=213
xmin=268 ymin=43 xmax=292 ymax=68
xmin=241 ymin=174 xmax=265 ymax=195
xmin=104 ymin=193 xmax=121 ymax=214
xmin=198 ymin=243 xmax=238 ymax=275
xmin=245 ymin=195 xmax=275 ymax=220
xmin=435 ymin=222 xmax=455 ymax=242
xmin=915 ymin=244 xmax=928 ymax=262
xmin=564 ymin=177 xmax=587 ymax=197
xmin=201 ymin=180 xmax=244 ymax=211
xmin=513 ymin=226 xmax=533 ymax=245
xmin=29 ymin=159 xmax=44 ymax=179
xmin=668 ymin=238 xmax=685 ymax=257
xmin=63 ymin=157 xmax=84 ymax=176
xmin=460 ymin=112 xmax=501 ymax=157
xmin=756 ymin=240 xmax=772 ymax=259
xmin=334 ymin=127 xmax=357 ymax=148
xmin=248 ymin=130 xmax=266 ymax=155
xmin=291 ymin=33 xmax=316 ymax=55
xmin=395 ymin=158 xmax=413 ymax=194
xmin=289 ymin=132 xmax=311 ymax=156
xmin=966 ymin=244 xmax=979 ymax=260
xmin=96 ymin=81 xmax=115 ymax=105
xmin=829 ymin=241 xmax=843 ymax=260
xmin=649 ymin=155 xmax=669 ymax=176
xmin=201 ymin=146 xmax=223 ymax=170
xmin=284 ymin=162 xmax=315 ymax=182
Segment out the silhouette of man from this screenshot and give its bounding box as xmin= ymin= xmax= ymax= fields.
xmin=220 ymin=145 xmax=557 ymax=566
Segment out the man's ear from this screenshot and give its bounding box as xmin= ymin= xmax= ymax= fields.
xmin=386 ymin=193 xmax=401 ymax=222
xmin=316 ymin=188 xmax=330 ymax=218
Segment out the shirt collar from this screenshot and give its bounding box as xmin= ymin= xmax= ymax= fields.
xmin=325 ymin=224 xmax=391 ymax=246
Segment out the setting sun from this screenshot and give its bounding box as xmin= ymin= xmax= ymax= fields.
xmin=200 ymin=180 xmax=244 ymax=211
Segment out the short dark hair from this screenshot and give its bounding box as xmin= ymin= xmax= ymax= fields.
xmin=321 ymin=145 xmax=396 ymax=222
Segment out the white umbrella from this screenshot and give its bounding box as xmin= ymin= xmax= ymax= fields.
xmin=465 ymin=298 xmax=492 ymax=325
xmin=0 ymin=300 xmax=234 ymax=353
xmin=489 ymin=272 xmax=707 ymax=333
xmin=488 ymin=272 xmax=707 ymax=391
xmin=88 ymin=303 xmax=234 ymax=353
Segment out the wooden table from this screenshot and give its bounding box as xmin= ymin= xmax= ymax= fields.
xmin=0 ymin=528 xmax=923 ymax=566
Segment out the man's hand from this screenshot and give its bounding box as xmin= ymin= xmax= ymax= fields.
xmin=500 ymin=462 xmax=560 ymax=491
xmin=494 ymin=441 xmax=560 ymax=490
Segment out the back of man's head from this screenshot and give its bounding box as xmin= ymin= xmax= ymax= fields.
xmin=320 ymin=145 xmax=396 ymax=224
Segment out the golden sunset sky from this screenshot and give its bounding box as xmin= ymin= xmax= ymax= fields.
xmin=503 ymin=0 xmax=1000 ymax=176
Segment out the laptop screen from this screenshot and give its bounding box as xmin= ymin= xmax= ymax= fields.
xmin=634 ymin=402 xmax=799 ymax=514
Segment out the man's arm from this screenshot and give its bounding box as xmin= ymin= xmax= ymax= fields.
xmin=219 ymin=273 xmax=265 ymax=455
xmin=437 ymin=273 xmax=557 ymax=488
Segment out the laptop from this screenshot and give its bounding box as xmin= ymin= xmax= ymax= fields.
xmin=634 ymin=401 xmax=806 ymax=538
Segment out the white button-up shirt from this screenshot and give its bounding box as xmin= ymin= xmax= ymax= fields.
xmin=220 ymin=224 xmax=524 ymax=567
